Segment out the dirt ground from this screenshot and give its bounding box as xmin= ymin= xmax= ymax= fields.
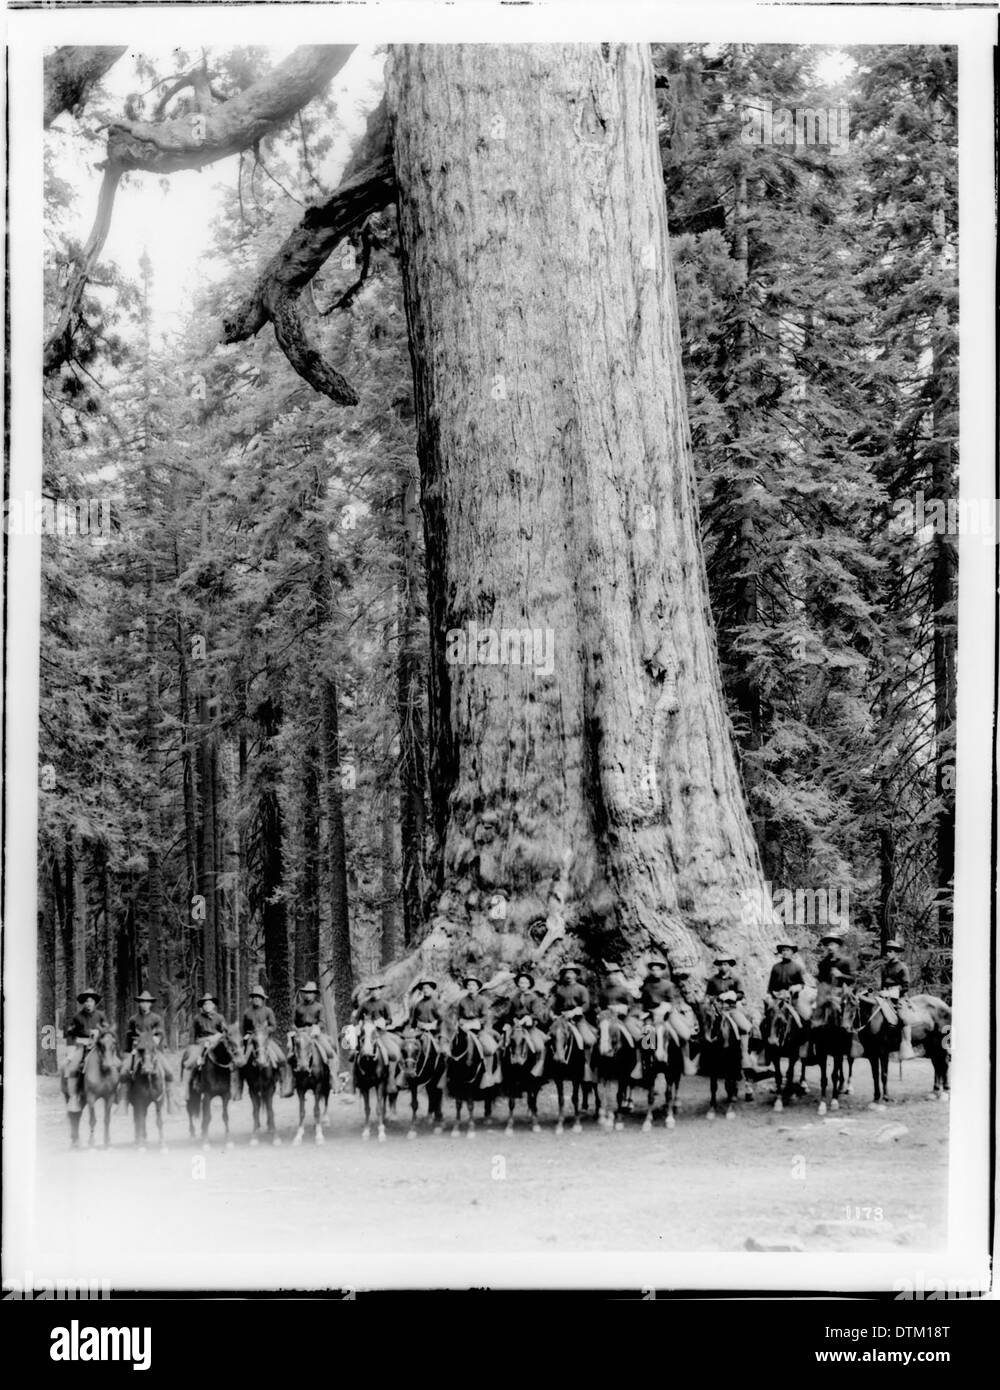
xmin=24 ymin=1055 xmax=948 ymax=1285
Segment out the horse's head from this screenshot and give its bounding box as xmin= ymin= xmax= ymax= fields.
xmin=291 ymin=1028 xmax=314 ymax=1072
xmin=95 ymin=1030 xmax=118 ymax=1072
xmin=135 ymin=1035 xmax=160 ymax=1077
xmin=549 ymin=1015 xmax=571 ymax=1063
xmin=359 ymin=1020 xmax=379 ymax=1058
xmin=506 ymin=1021 xmax=531 ymax=1067
xmin=401 ymin=1033 xmax=424 ymax=1079
xmin=597 ymin=1012 xmax=622 ymax=1057
xmin=247 ymin=1028 xmax=271 ymax=1067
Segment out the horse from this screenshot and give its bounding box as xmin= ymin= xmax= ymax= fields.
xmin=637 ymin=1013 xmax=685 ymax=1131
xmin=907 ymin=993 xmax=951 ymax=1100
xmin=764 ymin=993 xmax=810 ymax=1111
xmin=446 ymin=1021 xmax=498 ymax=1138
xmin=548 ymin=1014 xmax=594 ymax=1134
xmin=63 ymin=1030 xmax=121 ymax=1149
xmin=123 ymin=1035 xmax=168 ymax=1150
xmin=240 ymin=1027 xmax=282 ymax=1146
xmin=698 ymin=1000 xmax=744 ymax=1119
xmin=856 ymin=989 xmax=907 ymax=1109
xmin=400 ymin=1027 xmax=447 ymax=1137
xmin=290 ymin=1027 xmax=332 ymax=1145
xmin=811 ymin=986 xmax=858 ymax=1114
xmin=499 ymin=1020 xmax=545 ymax=1135
xmin=350 ymin=1019 xmax=393 ymax=1142
xmin=593 ymin=1012 xmax=638 ymax=1132
xmin=187 ymin=1027 xmax=242 ymax=1148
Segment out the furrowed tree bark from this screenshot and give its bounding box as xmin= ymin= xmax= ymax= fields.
xmin=387 ymin=44 xmax=776 ymax=995
xmin=295 ymin=747 xmax=322 ymax=984
xmin=397 ymin=472 xmax=428 ymax=946
xmin=44 ymin=46 xmax=126 ymax=128
xmin=322 ymin=676 xmax=353 ymax=1029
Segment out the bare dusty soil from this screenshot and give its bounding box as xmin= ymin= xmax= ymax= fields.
xmin=25 ymin=1056 xmax=948 ymax=1283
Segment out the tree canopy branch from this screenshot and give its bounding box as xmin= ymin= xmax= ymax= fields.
xmin=44 ymin=46 xmax=127 ymax=128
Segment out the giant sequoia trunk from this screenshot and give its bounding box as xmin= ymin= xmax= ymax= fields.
xmin=387 ymin=44 xmax=775 ymax=990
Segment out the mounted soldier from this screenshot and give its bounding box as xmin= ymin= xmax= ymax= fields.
xmin=880 ymin=939 xmax=915 ymax=1059
xmin=407 ymin=979 xmax=444 ymax=1035
xmin=495 ymin=969 xmax=549 ymax=1077
xmin=62 ymin=987 xmax=111 ymax=1106
xmin=763 ymin=942 xmax=809 ymax=1045
xmin=453 ymin=973 xmax=501 ymax=1085
xmin=550 ymin=962 xmax=597 ymax=1047
xmin=180 ymin=992 xmax=231 ymax=1100
xmin=704 ymin=954 xmax=753 ymax=1068
xmin=122 ymin=989 xmax=175 ymax=1108
xmin=241 ymin=984 xmax=293 ymax=1094
xmin=815 ymin=930 xmax=856 ymax=1025
xmin=640 ymin=957 xmax=694 ymax=1066
xmin=352 ymin=980 xmax=403 ymax=1093
xmin=290 ymin=981 xmax=337 ymax=1064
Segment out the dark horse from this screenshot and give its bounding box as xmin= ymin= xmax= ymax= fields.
xmin=63 ymin=1030 xmax=121 ymax=1149
xmin=290 ymin=1028 xmax=332 ymax=1145
xmin=500 ymin=1021 xmax=546 ymax=1135
xmin=811 ymin=986 xmax=858 ymax=1114
xmin=400 ymin=1028 xmax=446 ymax=1137
xmin=548 ymin=1014 xmax=593 ymax=1134
xmin=699 ymin=1000 xmax=744 ymax=1119
xmin=765 ymin=994 xmax=810 ymax=1111
xmin=188 ymin=1027 xmax=242 ymax=1147
xmin=446 ymin=1022 xmax=498 ymax=1138
xmin=638 ymin=1015 xmax=684 ymax=1131
xmin=593 ymin=1012 xmax=638 ymax=1131
xmin=856 ymin=990 xmax=903 ymax=1109
xmin=239 ymin=1027 xmax=282 ymax=1146
xmin=123 ymin=1035 xmax=168 ymax=1150
xmin=351 ymin=1019 xmax=393 ymax=1142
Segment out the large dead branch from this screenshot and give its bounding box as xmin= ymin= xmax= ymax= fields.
xmin=44 ymin=46 xmax=127 ymax=128
xmin=102 ymin=45 xmax=353 ymax=174
xmin=221 ymin=98 xmax=395 ymax=402
xmin=44 ymin=45 xmax=353 ymax=377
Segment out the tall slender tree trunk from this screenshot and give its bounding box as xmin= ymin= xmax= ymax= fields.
xmin=388 ymin=44 xmax=774 ymax=986
xmin=380 ymin=752 xmax=401 ymax=967
xmin=38 ymin=864 xmax=57 ymax=1074
xmin=397 ymin=471 xmax=427 ymax=944
xmin=255 ymin=700 xmax=291 ymax=1032
xmin=295 ymin=747 xmax=322 ymax=984
xmin=197 ymin=694 xmax=219 ymax=998
xmin=322 ymin=677 xmax=353 ymax=1029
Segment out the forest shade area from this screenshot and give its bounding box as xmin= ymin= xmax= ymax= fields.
xmin=35 ymin=43 xmax=956 ymax=1057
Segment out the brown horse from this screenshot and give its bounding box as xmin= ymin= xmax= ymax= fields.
xmin=699 ymin=1000 xmax=744 ymax=1119
xmin=500 ymin=1020 xmax=545 ymax=1135
xmin=64 ymin=1030 xmax=121 ymax=1148
xmin=240 ymin=1028 xmax=282 ymax=1146
xmin=352 ymin=1019 xmax=392 ymax=1142
xmin=811 ymin=986 xmax=858 ymax=1114
xmin=290 ymin=1028 xmax=332 ymax=1145
xmin=400 ymin=1027 xmax=447 ymax=1137
xmin=446 ymin=1022 xmax=498 ymax=1138
xmin=548 ymin=1014 xmax=594 ymax=1133
xmin=593 ymin=1012 xmax=639 ymax=1132
xmin=765 ymin=994 xmax=810 ymax=1112
xmin=188 ymin=1027 xmax=242 ymax=1148
xmin=124 ymin=1035 xmax=168 ymax=1150
xmin=637 ymin=1016 xmax=685 ymax=1131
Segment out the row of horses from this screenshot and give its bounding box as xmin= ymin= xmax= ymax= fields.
xmin=62 ymin=989 xmax=951 ymax=1149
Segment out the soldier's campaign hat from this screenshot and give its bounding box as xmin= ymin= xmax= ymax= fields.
xmin=463 ymin=973 xmax=483 ymax=987
xmin=249 ymin=984 xmax=268 ymax=999
xmin=819 ymin=930 xmax=844 ymax=944
xmin=300 ymin=981 xmax=320 ymax=993
xmin=713 ymin=953 xmax=736 ymax=965
xmin=413 ymin=979 xmax=437 ymax=992
xmin=198 ymin=992 xmax=217 ymax=1005
xmin=602 ymin=959 xmax=624 ymax=973
xmin=646 ymin=957 xmax=668 ymax=970
xmin=77 ymin=987 xmax=101 ymax=1003
xmin=884 ymin=939 xmax=904 ymax=952
xmin=775 ymin=941 xmax=797 ymax=952
xmin=671 ymin=965 xmax=691 ymax=979
xmin=135 ymin=989 xmax=156 ymax=1003
xmin=514 ymin=969 xmax=535 ymax=987
xmin=558 ymin=962 xmax=581 ymax=977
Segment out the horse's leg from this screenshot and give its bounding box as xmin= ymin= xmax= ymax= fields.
xmin=249 ymin=1088 xmax=261 ymax=1145
xmin=377 ymin=1079 xmax=387 ymax=1142
xmin=294 ymin=1085 xmax=306 ymax=1146
xmin=156 ymin=1097 xmax=165 ymax=1150
xmin=68 ymin=1109 xmax=81 ymax=1148
xmin=554 ymin=1077 xmax=565 ymax=1134
xmin=451 ymin=1092 xmax=462 ymax=1138
xmin=571 ymin=1076 xmax=582 ymax=1133
xmin=817 ymin=1045 xmax=829 ymax=1114
xmin=868 ymin=1050 xmax=882 ymax=1108
xmin=772 ymin=1053 xmax=785 ymax=1112
xmin=268 ymin=1082 xmax=281 ymax=1145
xmin=362 ymin=1084 xmax=372 ymax=1140
xmin=222 ymin=1095 xmax=232 ymax=1148
xmin=102 ymin=1095 xmax=112 ymax=1148
xmin=407 ymin=1082 xmax=419 ymax=1139
xmin=707 ymin=1066 xmax=718 ymax=1118
xmin=505 ymin=1078 xmax=516 ymax=1136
